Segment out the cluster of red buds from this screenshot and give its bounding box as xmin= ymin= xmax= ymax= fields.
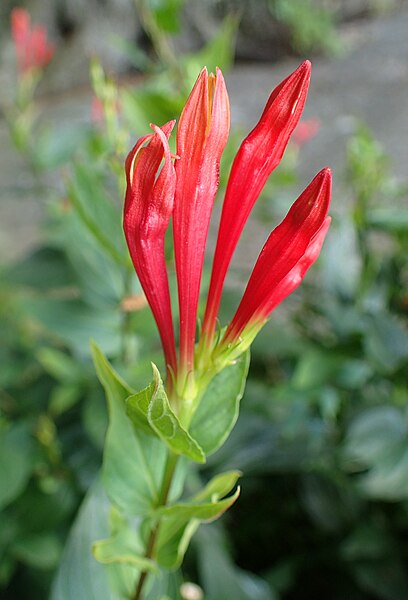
xmin=124 ymin=61 xmax=332 ymax=401
xmin=11 ymin=8 xmax=54 ymax=75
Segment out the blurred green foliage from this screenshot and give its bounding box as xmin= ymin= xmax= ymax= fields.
xmin=270 ymin=0 xmax=341 ymax=55
xmin=1 ymin=1 xmax=408 ymax=599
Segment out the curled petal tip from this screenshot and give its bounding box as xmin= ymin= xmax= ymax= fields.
xmin=150 ymin=120 xmax=176 ymax=135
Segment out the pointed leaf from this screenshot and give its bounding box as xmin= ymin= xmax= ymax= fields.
xmin=91 ymin=342 xmax=167 ymax=516
xmin=192 ymin=470 xmax=242 ymax=503
xmin=126 ymin=364 xmax=205 ymax=463
xmin=156 ymin=520 xmax=199 ymax=570
xmin=93 ymin=531 xmax=157 ymax=572
xmin=190 ymin=352 xmax=250 ymax=454
xmin=155 ymin=471 xmax=241 ymax=569
xmin=158 ymin=487 xmax=240 ymax=522
xmin=158 ymin=471 xmax=240 ymax=521
xmin=51 ymin=481 xmax=125 ymax=600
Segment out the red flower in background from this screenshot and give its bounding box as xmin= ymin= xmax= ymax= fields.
xmin=11 ymin=8 xmax=54 ymax=74
xmin=292 ymin=117 xmax=320 ymax=147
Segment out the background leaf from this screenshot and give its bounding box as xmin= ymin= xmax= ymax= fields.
xmin=0 ymin=424 xmax=33 ymax=511
xmin=197 ymin=526 xmax=276 ymax=600
xmin=51 ymin=481 xmax=121 ymax=600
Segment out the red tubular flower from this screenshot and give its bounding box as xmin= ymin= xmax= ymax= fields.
xmin=221 ymin=168 xmax=332 ymax=348
xmin=201 ymin=60 xmax=312 ymax=345
xmin=124 ymin=121 xmax=177 ymax=377
xmin=122 ymin=62 xmax=332 ymax=399
xmin=173 ymin=67 xmax=230 ymax=374
xmin=11 ymin=8 xmax=54 ymax=74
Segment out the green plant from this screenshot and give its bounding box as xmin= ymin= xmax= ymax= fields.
xmin=270 ymin=0 xmax=341 ymax=55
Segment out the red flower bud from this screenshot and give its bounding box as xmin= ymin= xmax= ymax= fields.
xmin=124 ymin=121 xmax=177 ymax=376
xmin=223 ymin=168 xmax=332 ymax=345
xmin=202 ymin=61 xmax=312 ymax=344
xmin=173 ymin=67 xmax=230 ymax=373
xmin=11 ymin=8 xmax=54 ymax=74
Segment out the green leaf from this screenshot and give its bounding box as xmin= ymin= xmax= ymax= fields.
xmin=93 ymin=534 xmax=153 ymax=570
xmin=150 ymin=0 xmax=185 ymax=33
xmin=292 ymin=349 xmax=340 ymax=390
xmin=22 ymin=296 xmax=122 ymax=358
xmin=364 ymin=313 xmax=408 ymax=373
xmin=156 ymin=519 xmax=199 ymax=570
xmin=37 ymin=347 xmax=82 ymax=383
xmin=82 ymin=388 xmax=109 ymax=450
xmin=122 ymin=88 xmax=182 ymax=134
xmin=197 ymin=525 xmax=276 ymax=600
xmin=49 ymin=384 xmax=82 ymax=417
xmin=12 ymin=534 xmax=62 ymax=570
xmin=35 ymin=123 xmax=92 ymax=169
xmin=158 ymin=470 xmax=241 ymax=521
xmin=51 ymin=480 xmax=135 ymax=600
xmin=68 ymin=163 xmax=128 ymax=266
xmin=145 ymin=571 xmax=183 ymax=600
xmin=155 ymin=471 xmax=241 ymax=569
xmin=183 ymin=15 xmax=238 ymax=80
xmin=0 ymin=423 xmax=33 ymax=510
xmin=91 ymin=342 xmax=167 ymax=516
xmin=53 ymin=205 xmax=126 ymax=309
xmin=4 ymin=247 xmax=75 ymax=290
xmin=126 ymin=364 xmax=205 ymax=463
xmin=158 ymin=487 xmax=240 ymax=521
xmin=343 ymin=406 xmax=408 ymax=500
xmin=190 ymin=351 xmax=250 ymax=455
xmin=192 ymin=470 xmax=242 ymax=503
xmin=368 ymin=207 xmax=408 ymax=231
xmin=320 ymin=218 xmax=362 ymax=299
xmin=93 ymin=515 xmax=157 ymax=573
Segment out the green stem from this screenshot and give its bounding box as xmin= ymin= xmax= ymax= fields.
xmin=133 ymin=451 xmax=179 ymax=600
xmin=134 ymin=0 xmax=184 ymax=87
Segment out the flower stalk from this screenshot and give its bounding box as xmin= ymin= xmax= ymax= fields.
xmin=122 ymin=63 xmax=332 ymax=598
xmin=133 ymin=451 xmax=179 ymax=600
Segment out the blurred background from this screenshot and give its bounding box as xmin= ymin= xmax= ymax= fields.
xmin=1 ymin=1 xmax=408 ymax=599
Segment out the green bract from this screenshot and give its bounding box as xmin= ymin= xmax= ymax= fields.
xmin=126 ymin=364 xmax=205 ymax=463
